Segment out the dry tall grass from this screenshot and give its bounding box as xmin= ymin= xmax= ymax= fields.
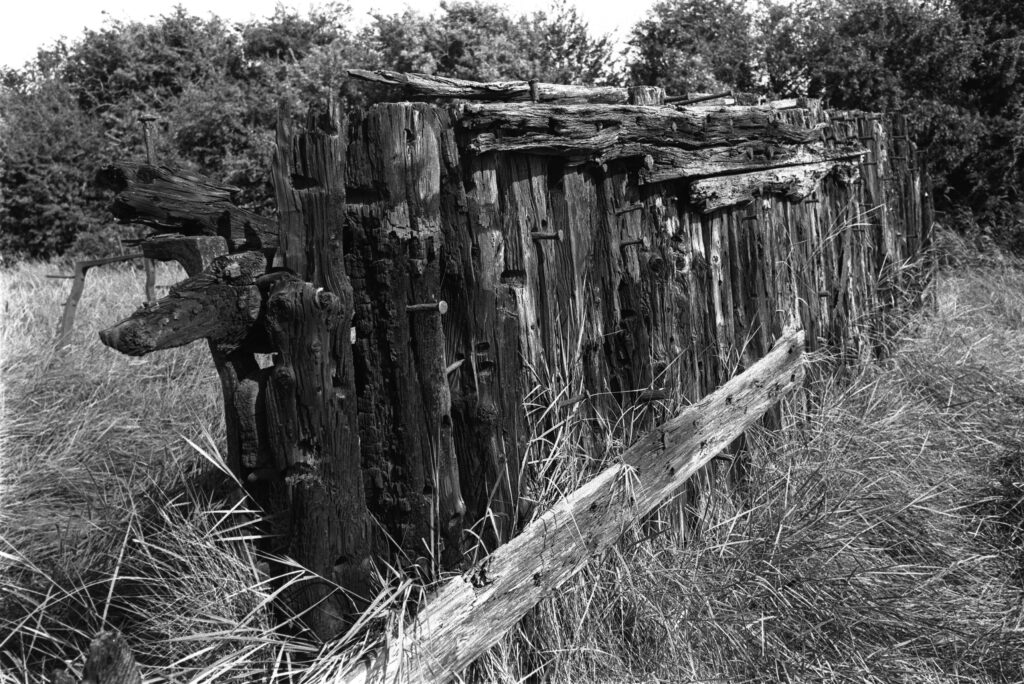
xmin=2 ymin=237 xmax=1022 ymax=682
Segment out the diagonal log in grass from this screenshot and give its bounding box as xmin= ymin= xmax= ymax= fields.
xmin=346 ymin=325 xmax=806 ymax=683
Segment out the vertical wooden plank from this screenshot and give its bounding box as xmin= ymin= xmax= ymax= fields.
xmin=271 ymin=104 xmax=373 ymax=637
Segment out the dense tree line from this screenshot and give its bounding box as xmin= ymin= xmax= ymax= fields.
xmin=1 ymin=0 xmax=1021 ymax=258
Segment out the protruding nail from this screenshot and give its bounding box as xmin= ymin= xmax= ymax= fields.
xmin=407 ymin=300 xmax=448 ymax=314
xmin=620 ymin=236 xmax=649 ymax=250
xmin=530 ymin=231 xmax=561 ymax=241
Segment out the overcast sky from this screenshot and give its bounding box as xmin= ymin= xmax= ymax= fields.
xmin=1 ymin=0 xmax=653 ymax=71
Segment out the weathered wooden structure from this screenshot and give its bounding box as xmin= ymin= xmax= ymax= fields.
xmin=97 ymin=71 xmax=931 ymax=640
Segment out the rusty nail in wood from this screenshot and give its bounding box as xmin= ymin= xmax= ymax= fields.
xmin=862 ymin=161 xmax=878 ymax=166
xmin=530 ymin=230 xmax=561 ymax=241
xmin=46 ymin=274 xmax=75 ymax=279
xmin=138 ymin=114 xmax=157 ymax=164
xmin=407 ymin=300 xmax=448 ymax=314
xmin=620 ymin=237 xmax=649 ymax=249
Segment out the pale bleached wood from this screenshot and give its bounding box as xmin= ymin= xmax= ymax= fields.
xmin=689 ymin=161 xmax=855 ymax=212
xmin=348 ymin=69 xmax=628 ymax=104
xmin=343 ymin=325 xmax=805 ymax=683
xmin=635 ymin=142 xmax=866 ymax=184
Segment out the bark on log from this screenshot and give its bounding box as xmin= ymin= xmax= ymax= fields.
xmin=344 ymin=325 xmax=805 ymax=683
xmin=689 ymin=161 xmax=853 ymax=212
xmin=96 ymin=163 xmax=277 ymax=252
xmin=348 ymin=69 xmax=629 ymax=104
xmin=460 ymin=103 xmax=823 ymax=157
xmin=98 ymin=251 xmax=266 ymax=356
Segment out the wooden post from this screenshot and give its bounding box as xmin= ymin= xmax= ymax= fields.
xmin=270 ymin=104 xmax=374 ymax=637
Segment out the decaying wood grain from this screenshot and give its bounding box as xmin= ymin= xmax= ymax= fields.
xmin=345 ymin=326 xmax=805 ymax=683
xmin=97 ymin=163 xmax=277 ymax=251
xmin=348 ymin=69 xmax=629 ymax=104
xmin=98 ymin=251 xmax=266 ymax=356
xmin=343 ymin=103 xmax=467 ymax=569
xmin=689 ymin=161 xmax=853 ymax=212
xmin=460 ymin=102 xmax=823 ymax=157
xmin=636 ymin=141 xmax=865 ymax=184
xmin=270 ymin=103 xmax=375 ymax=637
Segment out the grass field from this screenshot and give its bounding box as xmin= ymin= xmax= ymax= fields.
xmin=2 ymin=237 xmax=1023 ymax=682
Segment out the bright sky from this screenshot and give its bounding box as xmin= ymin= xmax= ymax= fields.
xmin=1 ymin=0 xmax=653 ymax=71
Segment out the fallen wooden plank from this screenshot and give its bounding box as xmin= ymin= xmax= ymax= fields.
xmin=341 ymin=325 xmax=805 ymax=683
xmin=348 ymin=69 xmax=629 ymax=104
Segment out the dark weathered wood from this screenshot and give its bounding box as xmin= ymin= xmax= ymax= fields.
xmin=461 ymin=102 xmax=823 ymax=157
xmin=98 ymin=251 xmax=266 ymax=356
xmin=80 ymin=630 xmax=142 ymax=684
xmin=140 ymin=234 xmax=229 ymax=276
xmin=97 ymin=163 xmax=277 ymax=252
xmin=261 ymin=274 xmax=372 ymax=636
xmin=348 ymin=69 xmax=629 ymax=104
xmin=343 ymin=104 xmax=467 ymax=569
xmin=346 ymin=326 xmax=805 ymax=683
xmin=270 ymin=104 xmax=374 ymax=637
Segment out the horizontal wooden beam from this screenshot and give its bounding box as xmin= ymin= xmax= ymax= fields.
xmin=342 ymin=325 xmax=805 ymax=683
xmin=348 ymin=69 xmax=629 ymax=104
xmin=689 ymin=161 xmax=855 ymax=212
xmin=633 ymin=141 xmax=866 ymax=184
xmin=96 ymin=163 xmax=278 ymax=252
xmin=461 ymin=102 xmax=823 ymax=157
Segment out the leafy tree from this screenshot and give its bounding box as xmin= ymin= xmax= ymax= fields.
xmin=627 ymin=0 xmax=756 ymax=94
xmin=367 ymin=0 xmax=614 ymax=84
xmin=0 ymin=79 xmax=118 ymax=258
